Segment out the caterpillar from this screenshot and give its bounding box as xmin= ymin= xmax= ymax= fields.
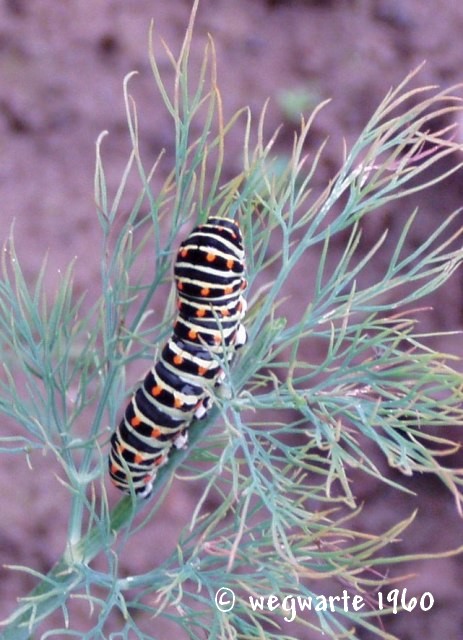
xmin=108 ymin=217 xmax=247 ymax=497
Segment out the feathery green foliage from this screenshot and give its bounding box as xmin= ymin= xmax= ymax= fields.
xmin=2 ymin=1 xmax=463 ymax=638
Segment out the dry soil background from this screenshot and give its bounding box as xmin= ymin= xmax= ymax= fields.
xmin=1 ymin=1 xmax=463 ymax=639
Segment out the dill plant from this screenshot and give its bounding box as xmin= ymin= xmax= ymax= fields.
xmin=2 ymin=2 xmax=463 ymax=638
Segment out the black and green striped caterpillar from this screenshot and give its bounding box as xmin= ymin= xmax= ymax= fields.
xmin=109 ymin=217 xmax=247 ymax=497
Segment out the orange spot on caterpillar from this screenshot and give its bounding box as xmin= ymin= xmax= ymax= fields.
xmin=226 ymin=259 xmax=234 ymax=269
xmin=131 ymin=416 xmax=141 ymax=427
xmin=174 ymin=398 xmax=183 ymax=409
xmin=151 ymin=385 xmax=162 ymax=396
xmin=198 ymin=366 xmax=207 ymax=375
xmin=151 ymin=427 xmax=161 ymax=438
xmin=225 ymin=286 xmax=233 ymax=295
xmin=173 ymin=354 xmax=183 ymax=365
xmin=196 ymin=308 xmax=206 ymax=318
xmin=180 ymin=248 xmax=188 ymax=258
xmin=134 ymin=452 xmax=144 ymax=464
xmin=188 ymin=328 xmax=198 ymax=340
xmin=206 ymin=252 xmax=216 ymax=262
xmin=201 ymin=287 xmax=210 ymax=297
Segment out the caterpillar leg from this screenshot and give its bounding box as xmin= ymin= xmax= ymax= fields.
xmin=138 ymin=475 xmax=155 ymax=499
xmin=137 ymin=449 xmax=173 ymax=497
xmin=173 ymin=430 xmax=189 ymax=449
xmin=194 ymin=394 xmax=213 ymax=419
xmin=235 ymin=323 xmax=247 ymax=348
xmin=215 ymin=369 xmax=226 ymax=386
